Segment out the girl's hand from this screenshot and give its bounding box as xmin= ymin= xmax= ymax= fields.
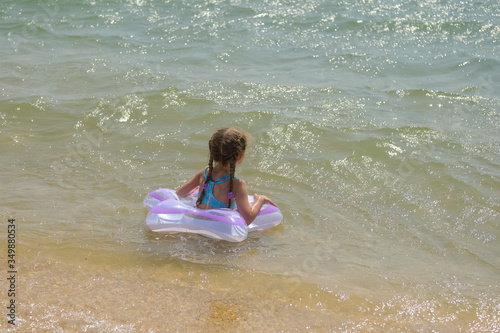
xmin=254 ymin=194 xmax=277 ymax=207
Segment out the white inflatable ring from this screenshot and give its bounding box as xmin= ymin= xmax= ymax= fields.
xmin=144 ymin=188 xmax=283 ymax=242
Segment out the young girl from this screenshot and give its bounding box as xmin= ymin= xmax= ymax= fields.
xmin=176 ymin=127 xmax=276 ymax=226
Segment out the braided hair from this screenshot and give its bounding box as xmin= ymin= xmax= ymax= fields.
xmin=196 ymin=127 xmax=247 ymax=208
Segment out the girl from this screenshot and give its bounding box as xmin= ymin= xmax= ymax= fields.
xmin=176 ymin=127 xmax=276 ymax=226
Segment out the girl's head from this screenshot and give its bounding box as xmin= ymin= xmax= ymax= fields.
xmin=208 ymin=127 xmax=247 ymax=167
xmin=197 ymin=127 xmax=248 ymax=208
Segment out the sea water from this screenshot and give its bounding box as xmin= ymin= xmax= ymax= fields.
xmin=1 ymin=0 xmax=499 ymax=331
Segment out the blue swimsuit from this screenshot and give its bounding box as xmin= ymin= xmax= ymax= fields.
xmin=199 ymin=167 xmax=236 ymax=209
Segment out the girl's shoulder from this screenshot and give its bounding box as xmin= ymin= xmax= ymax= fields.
xmin=233 ymin=178 xmax=247 ymax=191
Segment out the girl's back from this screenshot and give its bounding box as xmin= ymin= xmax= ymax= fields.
xmin=197 ymin=167 xmax=238 ymax=209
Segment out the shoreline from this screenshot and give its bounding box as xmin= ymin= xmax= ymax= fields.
xmin=1 ymin=255 xmax=489 ymax=332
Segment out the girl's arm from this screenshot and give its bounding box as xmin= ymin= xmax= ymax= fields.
xmin=176 ymin=169 xmax=204 ymax=198
xmin=234 ymin=179 xmax=276 ymax=226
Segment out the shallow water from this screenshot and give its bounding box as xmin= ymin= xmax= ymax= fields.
xmin=1 ymin=0 xmax=499 ymax=331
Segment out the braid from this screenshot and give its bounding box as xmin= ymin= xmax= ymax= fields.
xmin=196 ymin=153 xmax=214 ymax=208
xmin=228 ymin=157 xmax=236 ymax=207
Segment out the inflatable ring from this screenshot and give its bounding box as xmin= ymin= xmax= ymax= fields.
xmin=144 ymin=188 xmax=283 ymax=242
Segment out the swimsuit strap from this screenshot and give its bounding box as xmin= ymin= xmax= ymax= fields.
xmin=213 ymin=175 xmax=231 ymax=183
xmin=203 ymin=167 xmax=236 ymax=183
